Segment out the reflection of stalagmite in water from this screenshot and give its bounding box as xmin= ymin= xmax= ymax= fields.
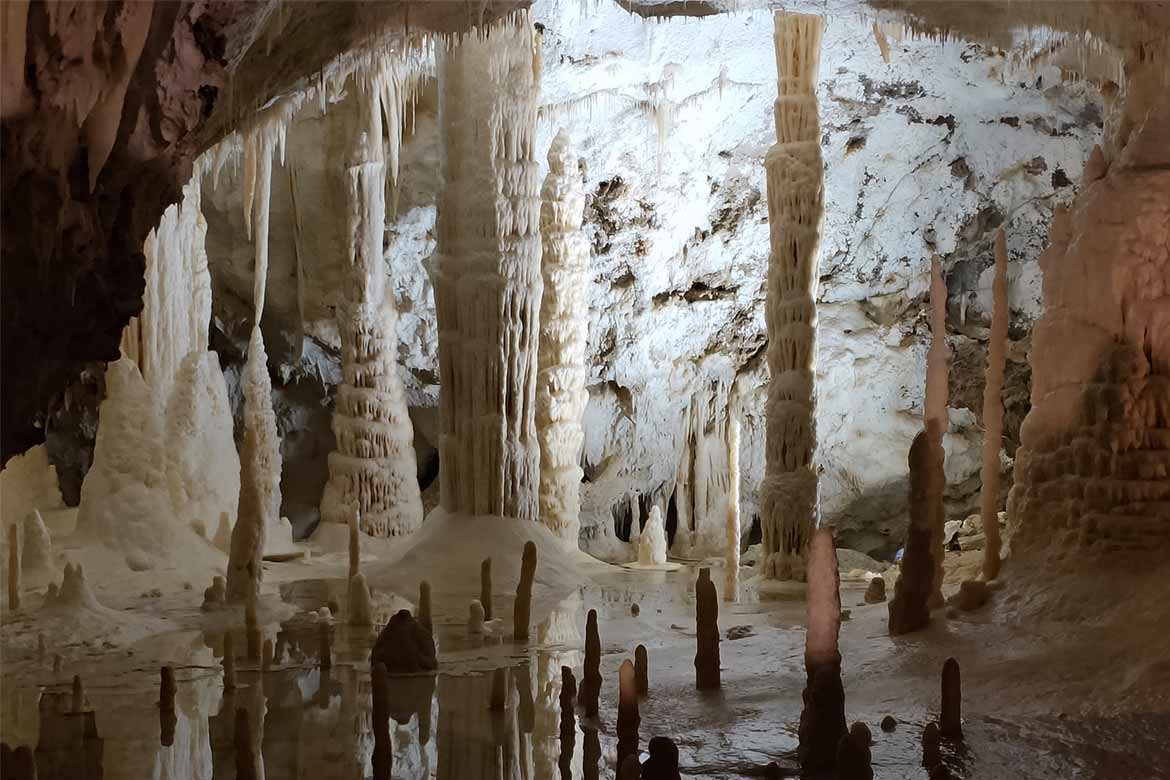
xmin=694 ymin=568 xmax=720 ymax=690
xmin=437 ymin=671 xmax=527 ymax=780
xmin=617 ymin=659 xmax=640 ymax=763
xmin=798 ymin=527 xmax=847 ymax=773
xmin=159 ymin=666 xmax=177 ymax=747
xmin=514 ymin=541 xmax=537 ymax=641
xmin=480 ymin=558 xmax=493 ymax=620
xmin=234 ymin=707 xmax=258 ymax=780
xmin=558 ymin=667 xmax=577 ymax=780
xmin=246 ymin=598 xmax=262 ymax=661
xmin=583 ymin=724 xmax=601 ymax=780
xmin=469 ymin=600 xmax=486 ymax=634
xmin=1 ymin=744 xmax=37 ymax=780
xmin=582 ymin=609 xmax=602 ymax=718
xmin=32 ymin=688 xmax=104 ymax=780
xmin=940 ymin=657 xmax=962 ymax=739
xmin=371 ymin=662 xmax=392 ymax=780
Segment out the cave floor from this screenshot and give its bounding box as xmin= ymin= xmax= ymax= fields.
xmin=2 ymin=539 xmax=1169 ymax=780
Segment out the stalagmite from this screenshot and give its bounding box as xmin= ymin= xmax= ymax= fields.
xmin=418 ymin=580 xmax=432 ymax=635
xmin=348 ymin=512 xmax=360 ymax=582
xmin=226 ymin=326 xmax=281 ymax=603
xmin=618 ymin=755 xmax=641 ymax=779
xmin=761 ymin=11 xmax=825 ymax=581
xmin=371 ymin=608 xmax=437 ymax=673
xmin=245 ymin=598 xmax=262 ymax=660
xmin=940 ymin=657 xmax=962 ymax=738
xmin=924 ymin=256 xmax=950 ymax=603
xmin=981 ymin=231 xmax=1009 ymax=581
xmin=725 ymin=413 xmax=741 ymax=599
xmin=7 ymin=524 xmax=18 ymax=610
xmin=582 ymin=609 xmax=602 ymax=718
xmin=72 ymin=675 xmax=84 ymax=713
xmin=642 ymin=737 xmax=682 ymax=779
xmin=638 ymin=506 xmax=668 ymax=566
xmin=348 ymin=573 xmax=373 ymax=626
xmin=480 ymin=558 xmax=493 ymax=621
xmin=889 ymin=428 xmax=940 ymax=635
xmin=234 ymin=707 xmax=258 ymax=780
xmin=434 ymin=14 xmax=543 ymax=522
xmin=537 ymin=128 xmax=590 ymax=547
xmin=694 ymin=567 xmax=720 ymax=690
xmin=320 ymin=74 xmax=423 ymax=538
xmin=202 ymin=576 xmax=227 ymax=611
xmin=159 ymin=666 xmax=177 ymax=747
xmin=922 ymin=722 xmax=941 ymax=768
xmin=469 ymin=600 xmax=486 ymax=634
xmin=864 ymin=577 xmax=886 ymax=604
xmin=514 ymin=541 xmax=538 ymax=641
xmin=222 ymin=634 xmax=237 ymax=692
xmin=635 ymin=644 xmax=649 ymax=695
xmin=837 ymin=722 xmax=874 ymax=780
xmin=798 ymin=527 xmax=847 ymax=773
xmin=617 ymin=659 xmax=640 ymax=763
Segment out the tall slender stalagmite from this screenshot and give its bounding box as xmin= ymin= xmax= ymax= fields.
xmin=925 ymin=256 xmax=950 ymax=602
xmin=537 ymin=129 xmax=590 ymax=546
xmin=761 ymin=11 xmax=825 ymax=581
xmin=434 ymin=14 xmax=543 ymax=522
xmin=798 ymin=526 xmax=847 ymax=772
xmin=981 ymin=231 xmax=1009 ymax=580
xmin=321 ymin=72 xmax=423 ymax=538
xmin=725 ymin=412 xmax=741 ymax=599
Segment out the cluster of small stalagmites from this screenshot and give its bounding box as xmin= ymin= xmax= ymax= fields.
xmin=536 ymin=128 xmax=590 ymax=546
xmin=694 ymin=568 xmax=721 ymax=690
xmin=227 ymin=325 xmax=281 ymax=604
xmin=888 ymin=427 xmax=942 ymax=636
xmin=42 ymin=561 xmax=101 ymax=611
xmin=432 ymin=15 xmax=542 ymax=524
xmin=760 ymin=11 xmax=826 ymax=583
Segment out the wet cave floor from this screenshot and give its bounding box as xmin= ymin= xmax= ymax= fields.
xmin=2 ymin=548 xmax=1169 ymax=780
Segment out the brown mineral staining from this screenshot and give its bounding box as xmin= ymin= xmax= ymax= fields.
xmin=694 ymin=567 xmax=720 ymax=691
xmin=480 ymin=557 xmax=493 ymax=620
xmin=513 ymin=541 xmax=537 ymax=641
xmin=940 ymin=657 xmax=962 ymax=739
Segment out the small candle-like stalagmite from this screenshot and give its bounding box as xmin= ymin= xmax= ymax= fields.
xmin=468 ymin=600 xmax=485 ymax=634
xmin=940 ymin=657 xmax=962 ymax=738
xmin=513 ymin=541 xmax=537 ymax=641
xmin=245 ymin=598 xmax=261 ymax=661
xmin=159 ymin=666 xmax=177 ymax=747
xmin=234 ymin=707 xmax=258 ymax=780
xmin=634 ymin=644 xmax=649 ymax=695
xmin=371 ymin=662 xmax=392 ymax=780
xmin=888 ymin=427 xmax=939 ymax=636
xmin=72 ymin=674 xmax=84 ymax=712
xmin=694 ymin=568 xmax=720 ymax=690
xmin=418 ymin=580 xmax=432 ymax=635
xmin=582 ymin=609 xmax=602 ymax=718
xmin=836 ymin=721 xmax=873 ymax=780
xmin=617 ymin=659 xmax=640 ymax=763
xmin=642 ymin=736 xmax=682 ymax=779
xmin=559 ymin=666 xmax=577 ymax=780
xmin=798 ymin=527 xmax=847 ymax=773
xmin=922 ymin=721 xmax=941 ymax=768
xmin=223 ymin=633 xmax=237 ymax=691
xmin=8 ymin=524 xmax=20 ymax=611
xmin=480 ymin=557 xmax=493 ymax=620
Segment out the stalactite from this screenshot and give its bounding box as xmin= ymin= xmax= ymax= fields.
xmin=434 ymin=13 xmax=543 ymax=522
xmin=226 ymin=326 xmax=281 ymax=603
xmin=981 ymin=231 xmax=1009 ymax=581
xmin=761 ymin=11 xmax=825 ymax=581
xmin=925 ymin=255 xmax=950 ymax=603
xmin=537 ymin=128 xmax=590 ymax=546
xmin=798 ymin=527 xmax=847 ymax=773
xmin=320 ymin=71 xmax=423 ymax=538
xmin=726 ymin=412 xmax=741 ymax=600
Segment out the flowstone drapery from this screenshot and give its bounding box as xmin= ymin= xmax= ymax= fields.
xmin=537 ymin=129 xmax=590 ymax=546
xmin=320 ymin=74 xmax=423 ymax=538
xmin=760 ymin=11 xmax=825 ymax=581
xmin=433 ymin=15 xmax=543 ymax=522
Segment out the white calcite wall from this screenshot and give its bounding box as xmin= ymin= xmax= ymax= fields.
xmin=201 ymin=1 xmax=1101 ymax=556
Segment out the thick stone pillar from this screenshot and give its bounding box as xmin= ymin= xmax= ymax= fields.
xmin=321 ymin=77 xmax=424 ymax=538
xmin=433 ymin=14 xmax=543 ymax=522
xmin=760 ymin=11 xmax=825 ymax=581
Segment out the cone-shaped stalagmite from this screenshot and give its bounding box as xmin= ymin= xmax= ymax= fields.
xmin=72 ymin=674 xmax=84 ymax=712
xmin=694 ymin=568 xmax=720 ymax=690
xmin=940 ymin=657 xmax=962 ymax=738
xmin=888 ymin=426 xmax=941 ymax=635
xmin=582 ymin=609 xmax=602 ymax=718
xmin=981 ymin=231 xmax=1009 ymax=581
xmin=159 ymin=666 xmax=177 ymax=747
xmin=617 ymin=659 xmax=640 ymax=763
xmin=761 ymin=11 xmax=825 ymax=581
xmin=514 ymin=541 xmax=537 ymax=641
xmin=537 ymin=129 xmax=590 ymax=547
xmin=480 ymin=558 xmax=493 ymax=620
xmin=798 ymin=527 xmax=847 ymax=773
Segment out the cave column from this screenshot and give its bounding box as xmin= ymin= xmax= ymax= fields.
xmin=536 ymin=129 xmax=590 ymax=547
xmin=320 ymin=72 xmax=424 ymax=538
xmin=760 ymin=11 xmax=825 ymax=581
xmin=433 ymin=14 xmax=543 ymax=522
